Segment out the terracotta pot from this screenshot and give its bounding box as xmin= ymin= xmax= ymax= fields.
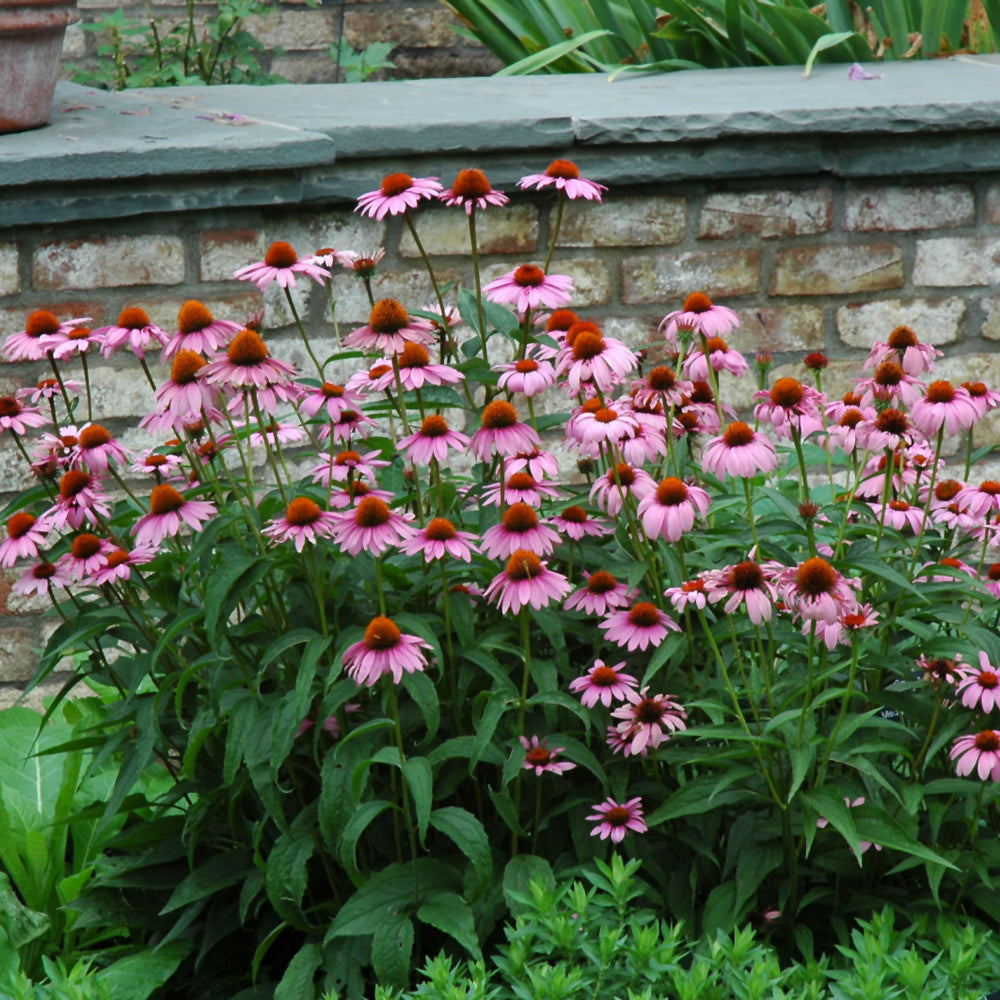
xmin=0 ymin=0 xmax=79 ymax=133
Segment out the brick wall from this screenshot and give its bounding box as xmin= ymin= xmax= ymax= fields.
xmin=61 ymin=0 xmax=502 ymax=84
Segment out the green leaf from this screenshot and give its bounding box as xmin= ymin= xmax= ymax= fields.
xmin=204 ymin=556 xmax=271 ymax=637
xmin=800 ymin=788 xmax=861 ymax=862
xmin=265 ymin=825 xmax=316 ymax=927
xmin=803 ymin=30 xmax=857 ymax=77
xmin=97 ymin=942 xmax=190 ymax=1000
xmin=496 ymin=29 xmax=615 ymax=75
xmin=274 ymin=942 xmax=321 ymax=1000
xmin=401 ymin=756 xmax=433 ymax=845
xmin=429 ymin=807 xmax=494 ymax=895
xmin=371 ymin=911 xmax=414 ymax=990
xmin=418 ymin=892 xmax=482 ymax=958
xmin=853 ymin=808 xmax=960 ymax=870
xmin=338 ymin=800 xmax=393 ymax=887
xmin=503 ymin=854 xmax=553 ymax=915
xmin=160 ymin=850 xmax=251 ymax=914
xmin=401 ymin=670 xmax=440 ymax=742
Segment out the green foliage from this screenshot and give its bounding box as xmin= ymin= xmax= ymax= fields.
xmin=331 ymin=40 xmax=397 ymax=82
xmin=441 ymin=0 xmax=1000 ymax=75
xmin=73 ymin=0 xmax=285 ymax=90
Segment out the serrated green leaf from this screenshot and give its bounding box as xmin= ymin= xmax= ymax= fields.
xmin=429 ymin=807 xmax=493 ymax=894
xmin=274 ymin=942 xmax=322 ymax=1000
xmin=371 ymin=911 xmax=414 ymax=990
xmin=401 ymin=756 xmax=433 ymax=844
xmin=418 ymin=892 xmax=482 ymax=958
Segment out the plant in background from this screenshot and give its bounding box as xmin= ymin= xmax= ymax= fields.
xmin=74 ymin=0 xmax=284 ymax=90
xmin=4 ymin=159 xmax=1000 ymax=997
xmin=330 ymin=39 xmax=397 ymax=83
xmin=441 ymin=0 xmax=1000 ymax=76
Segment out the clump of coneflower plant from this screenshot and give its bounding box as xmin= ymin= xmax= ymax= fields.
xmin=4 ymin=160 xmax=1000 ymax=998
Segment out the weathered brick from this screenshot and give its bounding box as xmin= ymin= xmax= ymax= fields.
xmin=622 ymin=249 xmax=760 ymax=305
xmin=244 ymin=9 xmax=335 ymax=51
xmin=699 ymin=188 xmax=832 ymax=239
xmin=771 ymin=244 xmax=903 ymax=296
xmin=735 ymin=306 xmax=825 ymax=353
xmin=985 ymin=184 xmax=1000 ymax=225
xmin=86 ymin=364 xmax=159 ymax=420
xmin=270 ymin=54 xmax=338 ymax=84
xmin=200 ymin=228 xmax=266 ymax=283
xmin=33 ymin=236 xmax=185 ymax=290
xmin=913 ymin=236 xmax=1000 ymax=287
xmin=268 ymin=213 xmax=378 ymax=264
xmin=344 ymin=7 xmax=460 ymax=49
xmin=320 ymin=266 xmax=464 ymax=328
xmin=977 ymin=296 xmax=1000 ymax=342
xmin=0 ymin=244 xmax=19 ymax=297
xmin=0 ymin=677 xmax=73 ymax=712
xmin=602 ymin=316 xmax=659 ymax=352
xmin=60 ymin=22 xmax=86 ymax=59
xmin=391 ymin=47 xmax=503 ymax=80
xmin=836 ymin=297 xmax=964 ymax=349
xmin=845 ymin=184 xmax=974 ymax=232
xmin=0 ymin=627 xmax=36 ymax=683
xmin=399 ymin=206 xmax=539 ymax=258
xmin=558 ymin=196 xmax=685 ymax=248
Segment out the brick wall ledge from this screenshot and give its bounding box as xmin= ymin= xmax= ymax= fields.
xmin=5 ymin=55 xmax=1000 ymax=228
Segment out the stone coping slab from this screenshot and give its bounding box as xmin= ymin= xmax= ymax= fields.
xmin=3 ymin=55 xmax=1000 ymax=224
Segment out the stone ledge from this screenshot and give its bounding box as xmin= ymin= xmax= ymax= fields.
xmin=4 ymin=56 xmax=1000 ymax=227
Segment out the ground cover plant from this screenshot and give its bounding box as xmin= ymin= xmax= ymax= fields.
xmin=2 ymin=161 xmax=1000 ymax=997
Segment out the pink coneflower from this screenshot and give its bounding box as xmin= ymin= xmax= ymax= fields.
xmin=951 ymin=730 xmax=1000 ymax=781
xmin=146 ymin=350 xmax=216 ymax=429
xmin=985 ymin=562 xmax=1000 ymax=600
xmin=401 ymin=517 xmax=479 ymax=562
xmin=298 ymin=381 xmax=361 ymax=422
xmin=953 ymin=480 xmax=1000 ymax=519
xmin=778 ymin=557 xmax=858 ymax=625
xmin=470 ymin=400 xmax=541 ymax=461
xmin=484 ymin=549 xmax=571 ymax=614
xmin=636 ymin=477 xmax=710 ymax=543
xmin=312 ymin=449 xmax=389 ymax=486
xmin=679 ymin=380 xmax=726 ymax=436
xmin=918 ymin=653 xmax=963 ymax=688
xmin=162 ymin=301 xmax=241 ymax=360
xmin=49 ymin=325 xmax=105 ymax=361
xmin=57 ymin=532 xmax=114 ymax=581
xmin=11 ymin=559 xmax=71 ymax=597
xmin=320 ymin=407 xmax=377 ymax=445
xmin=573 ymin=404 xmax=640 ymax=447
xmin=338 ymin=247 xmax=386 ymax=280
xmin=484 ymin=264 xmax=574 ymax=315
xmin=632 ymin=365 xmax=689 ymax=410
xmin=555 ymin=325 xmax=638 ymax=395
xmin=46 ymin=469 xmax=111 ymax=531
xmin=72 ymin=423 xmax=129 ymax=473
xmin=439 ymin=168 xmax=508 ymax=213
xmin=342 ymin=615 xmax=432 ymax=687
xmin=495 ymin=353 xmax=558 ymax=397
xmin=610 ymin=687 xmax=687 ymax=756
xmin=564 ymin=570 xmax=635 ymax=616
xmin=263 ymin=497 xmax=338 ymax=552
xmin=344 ymin=299 xmax=435 ymax=355
xmin=856 ymin=407 xmax=920 ymax=453
xmin=589 ymin=462 xmax=657 ymax=517
xmin=0 ymin=396 xmax=48 ymax=436
xmin=0 ymin=513 xmax=48 ymax=568
xmin=96 ymin=306 xmax=169 ymax=359
xmin=519 ymin=735 xmax=576 ymax=776
xmin=702 ymin=422 xmax=777 ymax=480
xmin=233 ymin=241 xmax=330 ymax=291
xmin=870 ymin=498 xmax=925 ymax=533
xmin=345 ymin=362 xmax=395 ymax=396
xmin=682 ymin=336 xmax=749 ymax=381
xmin=129 ymin=450 xmax=186 ymax=481
xmin=962 ymin=381 xmax=1000 ymax=419
xmin=201 ymin=328 xmax=301 ymax=413
xmin=910 ymin=380 xmax=980 ymax=437
xmin=91 ymin=544 xmax=156 ymax=585
xmin=356 ymin=172 xmax=443 ymax=220
xmin=243 ymin=419 xmax=306 ymax=449
xmin=664 ymin=578 xmax=708 ymax=613
xmin=659 ymin=292 xmax=740 ymax=348
xmin=397 ymin=414 xmax=471 ymax=465
xmin=18 ymin=378 xmax=84 ymax=406
xmin=331 ymin=496 xmax=415 ymax=557
xmin=600 ymin=600 xmax=679 ymax=651
xmin=865 ymin=325 xmax=941 ymax=376
xmin=813 ymin=603 xmax=880 ymax=650
xmin=481 ymin=471 xmax=561 ymax=508
xmin=549 ymin=505 xmax=609 ymax=541
xmin=956 ymin=652 xmax=1000 ymax=712
xmin=855 ymin=360 xmax=924 ymax=408
xmin=133 ymin=484 xmax=217 ymax=547
xmin=507 ymin=448 xmax=560 ymax=481
xmin=3 ymin=310 xmax=90 ymax=362
xmin=517 ymin=159 xmax=607 ymax=201
xmin=569 ymin=659 xmax=638 ymax=707
xmin=481 ymin=503 xmax=561 ymax=560
xmin=620 ymin=421 xmax=669 ymax=467
xmin=587 ymin=796 xmax=647 ymax=843
xmin=754 ymin=377 xmax=825 ymax=441
xmin=824 ymin=403 xmax=874 ymax=456
xmin=328 ymin=481 xmax=395 ymax=510
xmin=387 ymin=341 xmax=464 ymax=391
xmin=702 ymin=560 xmax=777 ymax=624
